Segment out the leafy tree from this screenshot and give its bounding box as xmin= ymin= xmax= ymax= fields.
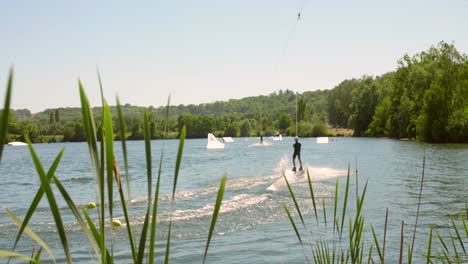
xmin=240 ymin=119 xmax=252 ymax=137
xmin=278 ymin=112 xmax=292 ymax=132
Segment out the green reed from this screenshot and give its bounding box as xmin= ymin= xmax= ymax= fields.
xmin=0 ymin=69 xmax=226 ymax=263
xmin=283 ymin=158 xmax=467 ymax=263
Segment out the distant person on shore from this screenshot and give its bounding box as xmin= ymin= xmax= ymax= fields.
xmin=292 ymin=136 xmax=303 ymax=171
xmin=260 ymin=135 xmax=263 ymax=144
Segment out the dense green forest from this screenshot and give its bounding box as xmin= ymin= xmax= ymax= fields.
xmin=2 ymin=41 xmax=468 ymax=143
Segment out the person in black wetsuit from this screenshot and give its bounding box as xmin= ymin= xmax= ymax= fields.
xmin=292 ymin=136 xmax=303 ymax=171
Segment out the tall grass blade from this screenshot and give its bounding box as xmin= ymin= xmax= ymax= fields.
xmin=0 ymin=251 xmax=36 ymax=263
xmin=203 ymin=174 xmax=227 ymax=264
xmin=143 ymin=109 xmax=152 ymax=200
xmin=340 ymin=164 xmax=351 ymax=238
xmin=113 ymin=159 xmax=137 ymax=262
xmin=283 ymin=201 xmax=310 ymax=264
xmin=116 ymin=97 xmax=131 ymax=198
xmin=411 ymin=152 xmax=426 ymax=260
xmin=78 ymin=82 xmax=105 ymax=262
xmin=25 ymin=135 xmax=71 ymax=264
xmin=173 ymin=125 xmax=186 ymax=197
xmin=371 ymin=225 xmax=383 ymax=263
xmin=407 ymin=243 xmax=412 ymax=264
xmin=32 ymin=247 xmax=42 ymax=263
xmin=383 ymin=208 xmax=388 ymax=264
xmin=137 ymin=110 xmax=153 ymax=264
xmin=436 ymin=231 xmax=449 ymax=255
xmin=53 ymin=176 xmax=100 ymax=258
xmin=450 ymin=216 xmax=466 ymax=255
xmin=149 ymin=96 xmax=171 ymax=264
xmin=426 ymin=227 xmax=433 ymax=264
xmin=0 ymin=68 xmax=13 ymax=161
xmin=355 ymin=154 xmax=359 ymax=208
xmin=322 ymin=199 xmax=327 ymax=231
xmin=10 ymin=148 xmax=63 ymax=254
xmin=164 ymin=221 xmax=173 ymax=264
xmin=165 ymin=125 xmax=187 ymax=264
xmin=399 ymin=220 xmax=404 ymax=264
xmin=367 ymin=244 xmax=373 ymax=264
xmin=99 ymin=127 xmax=107 ymax=263
xmin=462 ymin=210 xmax=468 ymax=239
xmin=78 ymin=82 xmax=101 ymax=183
xmin=333 ymin=178 xmax=339 ymax=235
xmin=283 ymin=171 xmax=306 ymax=229
xmin=103 ymin=103 xmax=114 ymax=224
xmin=149 ymin=152 xmax=164 ymax=264
xmin=306 ymin=169 xmax=319 ymax=225
xmin=4 ymin=209 xmax=55 ymax=263
xmin=81 ymin=206 xmax=113 ymax=263
xmin=449 ymin=231 xmax=460 ymax=262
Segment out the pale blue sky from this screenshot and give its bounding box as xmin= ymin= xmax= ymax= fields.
xmin=1 ymin=0 xmax=468 ymax=112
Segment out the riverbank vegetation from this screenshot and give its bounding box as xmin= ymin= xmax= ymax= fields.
xmin=2 ymin=41 xmax=467 ymax=143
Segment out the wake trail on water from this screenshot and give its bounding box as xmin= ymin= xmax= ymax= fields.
xmin=267 ymin=155 xmax=348 ymax=191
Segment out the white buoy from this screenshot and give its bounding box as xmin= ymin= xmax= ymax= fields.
xmin=87 ymin=202 xmax=96 ymax=209
xmin=112 ymin=219 xmax=122 ymax=227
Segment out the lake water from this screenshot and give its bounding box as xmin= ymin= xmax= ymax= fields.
xmin=0 ymin=137 xmax=467 ymax=263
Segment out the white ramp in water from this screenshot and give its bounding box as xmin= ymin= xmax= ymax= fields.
xmin=317 ymin=137 xmax=329 ymax=144
xmin=207 ymin=133 xmax=225 ymax=149
xmin=223 ymin=137 xmax=234 ymax=142
xmin=7 ymin=141 xmax=27 ymax=146
xmin=248 ymin=141 xmax=272 ymax=147
xmin=272 ymin=134 xmax=283 ymax=141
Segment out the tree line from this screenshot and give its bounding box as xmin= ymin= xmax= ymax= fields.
xmin=2 ymin=41 xmax=467 ymax=143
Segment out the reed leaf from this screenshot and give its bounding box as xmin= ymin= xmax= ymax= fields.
xmin=164 ymin=221 xmax=173 ymax=264
xmin=306 ymin=169 xmax=319 ymax=225
xmin=322 ymin=199 xmax=327 ymax=231
xmin=449 ymin=231 xmax=460 ymax=262
xmin=173 ymin=125 xmax=186 ymax=197
xmin=0 ymin=251 xmax=37 ymax=263
xmin=333 ymin=178 xmax=339 ymax=235
xmin=116 ymin=97 xmax=131 ymax=198
xmin=165 ymin=125 xmax=187 ymax=264
xmin=0 ymin=68 xmax=13 ymax=161
xmin=137 ymin=110 xmax=153 ymax=264
xmin=10 ymin=148 xmax=63 ymax=254
xmin=149 ymin=152 xmax=164 ymax=264
xmin=103 ymin=103 xmax=114 ymax=226
xmin=399 ymin=220 xmax=404 ymax=264
xmin=283 ymin=171 xmax=306 ymax=229
xmin=81 ymin=206 xmax=113 ymax=263
xmin=407 ymin=243 xmax=412 ymax=264
xmin=436 ymin=231 xmax=450 ymax=255
xmin=283 ymin=201 xmax=310 ymax=264
xmin=340 ymin=164 xmax=351 ymax=238
xmin=53 ymin=176 xmax=100 ymax=258
xmin=149 ymin=95 xmax=171 ymax=264
xmin=462 ymin=211 xmax=468 ymax=239
xmin=203 ymin=174 xmax=227 ymax=264
xmin=411 ymin=153 xmax=426 ymax=261
xmin=78 ymin=82 xmax=106 ymax=262
xmin=143 ymin=109 xmax=152 ymax=200
xmin=450 ymin=216 xmax=466 ymax=255
xmin=426 ymin=227 xmax=433 ymax=264
xmin=383 ymin=208 xmax=388 ymax=264
xmin=31 ymin=247 xmax=42 ymax=263
xmin=4 ymin=209 xmax=55 ymax=263
xmin=371 ymin=225 xmax=383 ymax=263
xmin=25 ymin=135 xmax=71 ymax=264
xmin=113 ymin=159 xmax=137 ymax=262
xmin=367 ymin=244 xmax=373 ymax=264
